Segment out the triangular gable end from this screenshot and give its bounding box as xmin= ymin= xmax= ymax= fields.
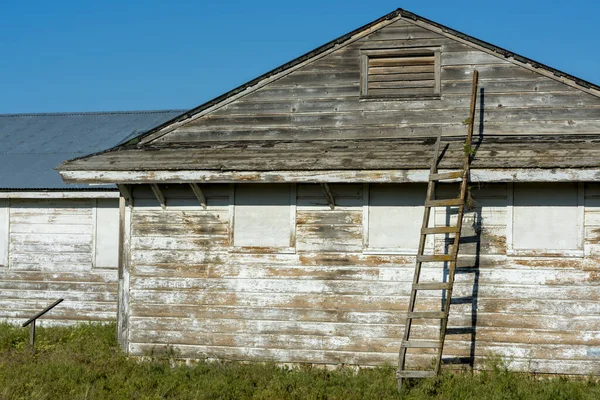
xmin=133 ymin=8 xmax=600 ymax=146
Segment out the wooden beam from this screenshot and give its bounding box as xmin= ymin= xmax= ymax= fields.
xmin=189 ymin=183 xmax=207 ymax=209
xmin=320 ymin=183 xmax=335 ymax=210
xmin=150 ymin=184 xmax=166 ymax=209
xmin=60 ymin=168 xmax=600 ymax=184
xmin=117 ymin=184 xmax=133 ymax=207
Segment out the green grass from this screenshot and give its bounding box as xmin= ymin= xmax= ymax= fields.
xmin=1 ymin=322 xmax=599 ymax=399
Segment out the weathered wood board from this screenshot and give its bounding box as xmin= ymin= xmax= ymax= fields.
xmin=0 ymin=198 xmax=119 ymax=325
xmin=121 ymin=183 xmax=600 ymax=375
xmin=57 ymin=16 xmax=600 ymax=178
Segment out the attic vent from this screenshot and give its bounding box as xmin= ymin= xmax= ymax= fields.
xmin=360 ymin=48 xmax=441 ymax=99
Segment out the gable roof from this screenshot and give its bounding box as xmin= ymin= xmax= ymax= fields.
xmin=56 ymin=8 xmax=600 ymax=184
xmin=1 ymin=110 xmax=184 ymax=189
xmin=130 ymin=8 xmax=600 ymax=147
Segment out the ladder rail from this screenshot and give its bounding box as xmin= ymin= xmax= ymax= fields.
xmin=398 ymin=133 xmax=442 ymax=374
xmin=434 ymin=69 xmax=479 ymax=374
xmin=398 ymin=70 xmax=479 ymax=390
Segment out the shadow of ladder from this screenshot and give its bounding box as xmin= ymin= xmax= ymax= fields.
xmin=397 ymin=70 xmax=479 ymax=391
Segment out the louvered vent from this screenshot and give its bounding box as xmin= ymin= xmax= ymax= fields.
xmin=361 ymin=48 xmax=440 ymax=98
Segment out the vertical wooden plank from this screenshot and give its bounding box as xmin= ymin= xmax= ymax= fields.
xmin=117 ymin=197 xmax=131 ymax=353
xmin=359 ymin=53 xmax=368 ymax=96
xmin=362 ymin=183 xmax=370 ymax=249
xmin=117 ymin=184 xmax=133 ymax=208
xmin=91 ymin=199 xmax=98 ymax=268
xmin=434 ymin=49 xmax=441 ymax=95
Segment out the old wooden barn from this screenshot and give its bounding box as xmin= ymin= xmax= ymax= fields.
xmin=0 ymin=110 xmax=181 ymax=325
xmin=58 ymin=9 xmax=600 ymax=374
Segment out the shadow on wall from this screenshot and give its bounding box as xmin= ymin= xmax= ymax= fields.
xmin=442 ymin=208 xmax=482 ymax=368
xmin=441 ymin=87 xmax=485 ymax=368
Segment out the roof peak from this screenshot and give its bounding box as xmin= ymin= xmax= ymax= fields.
xmin=133 ymin=7 xmax=600 ymax=146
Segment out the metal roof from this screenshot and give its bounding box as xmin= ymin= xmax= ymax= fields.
xmin=0 ymin=110 xmax=185 ymax=189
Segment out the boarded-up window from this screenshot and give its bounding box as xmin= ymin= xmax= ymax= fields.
xmin=8 ymin=199 xmax=94 ymax=271
xmin=94 ymin=199 xmax=120 ymax=269
xmin=233 ymin=184 xmax=295 ymax=250
xmin=511 ymin=183 xmax=583 ymax=254
xmin=365 ymin=184 xmax=426 ymax=253
xmin=361 ymin=48 xmax=440 ymax=98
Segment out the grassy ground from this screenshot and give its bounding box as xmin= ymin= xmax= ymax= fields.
xmin=1 ymin=322 xmax=599 ymax=399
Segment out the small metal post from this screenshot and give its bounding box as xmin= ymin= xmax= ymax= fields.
xmin=22 ymin=298 xmax=64 ymax=353
xmin=30 ymin=319 xmax=36 ymax=351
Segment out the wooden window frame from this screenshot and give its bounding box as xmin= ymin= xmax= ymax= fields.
xmin=360 ymin=47 xmax=441 ymax=100
xmin=362 ymin=183 xmax=433 ymax=255
xmin=229 ymin=183 xmax=297 ymax=254
xmin=506 ymin=182 xmax=585 ymax=258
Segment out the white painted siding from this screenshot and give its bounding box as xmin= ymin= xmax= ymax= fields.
xmin=9 ymin=199 xmax=94 ymax=271
xmin=123 ymin=183 xmax=600 ymax=375
xmin=0 ymin=197 xmax=119 ymax=325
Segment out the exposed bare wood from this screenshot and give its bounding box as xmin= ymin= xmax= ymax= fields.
xmin=117 ymin=184 xmax=133 ymax=207
xmin=0 ymin=198 xmax=119 ymax=325
xmin=136 ymin=15 xmax=405 ymax=145
xmin=48 ymin=14 xmax=600 ymax=377
xmin=425 ymin=198 xmax=462 ymax=207
xmin=60 ymin=168 xmax=600 ymax=184
xmin=189 ymin=183 xmax=207 ymax=209
xmin=320 ymin=183 xmax=336 ymax=209
xmin=150 ymin=184 xmax=166 ymax=210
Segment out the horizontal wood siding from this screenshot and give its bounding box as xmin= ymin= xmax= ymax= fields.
xmin=0 ymin=198 xmax=118 ymax=325
xmin=125 ymin=183 xmax=600 ymax=375
xmin=152 ymin=18 xmax=600 ymax=144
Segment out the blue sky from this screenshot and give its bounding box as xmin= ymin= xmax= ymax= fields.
xmin=1 ymin=1 xmax=598 ymax=113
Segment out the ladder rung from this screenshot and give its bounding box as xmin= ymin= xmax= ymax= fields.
xmin=425 ymin=198 xmax=463 ymax=207
xmin=401 ymin=340 xmax=442 ymax=348
xmin=429 ymin=171 xmax=464 ymax=181
xmin=417 ymin=254 xmax=455 ymax=262
xmin=407 ymin=311 xmax=447 ymax=319
xmin=397 ymin=370 xmax=436 ymax=379
xmin=422 ymin=226 xmax=460 ymax=235
xmin=413 ymin=282 xmax=452 ymax=290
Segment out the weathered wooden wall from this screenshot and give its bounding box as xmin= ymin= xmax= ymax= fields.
xmin=122 ymin=183 xmax=600 ymax=375
xmin=0 ymin=198 xmax=119 ymax=325
xmin=152 ymin=17 xmax=600 ymax=144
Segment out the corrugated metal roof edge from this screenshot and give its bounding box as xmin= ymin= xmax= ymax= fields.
xmin=56 ymin=7 xmax=600 ymax=170
xmin=0 ymin=109 xmax=187 ymax=117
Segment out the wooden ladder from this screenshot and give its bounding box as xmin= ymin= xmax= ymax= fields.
xmin=397 ymin=70 xmax=479 ymax=390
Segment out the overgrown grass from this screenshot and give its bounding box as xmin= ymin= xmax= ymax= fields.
xmin=1 ymin=322 xmax=599 ymax=399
